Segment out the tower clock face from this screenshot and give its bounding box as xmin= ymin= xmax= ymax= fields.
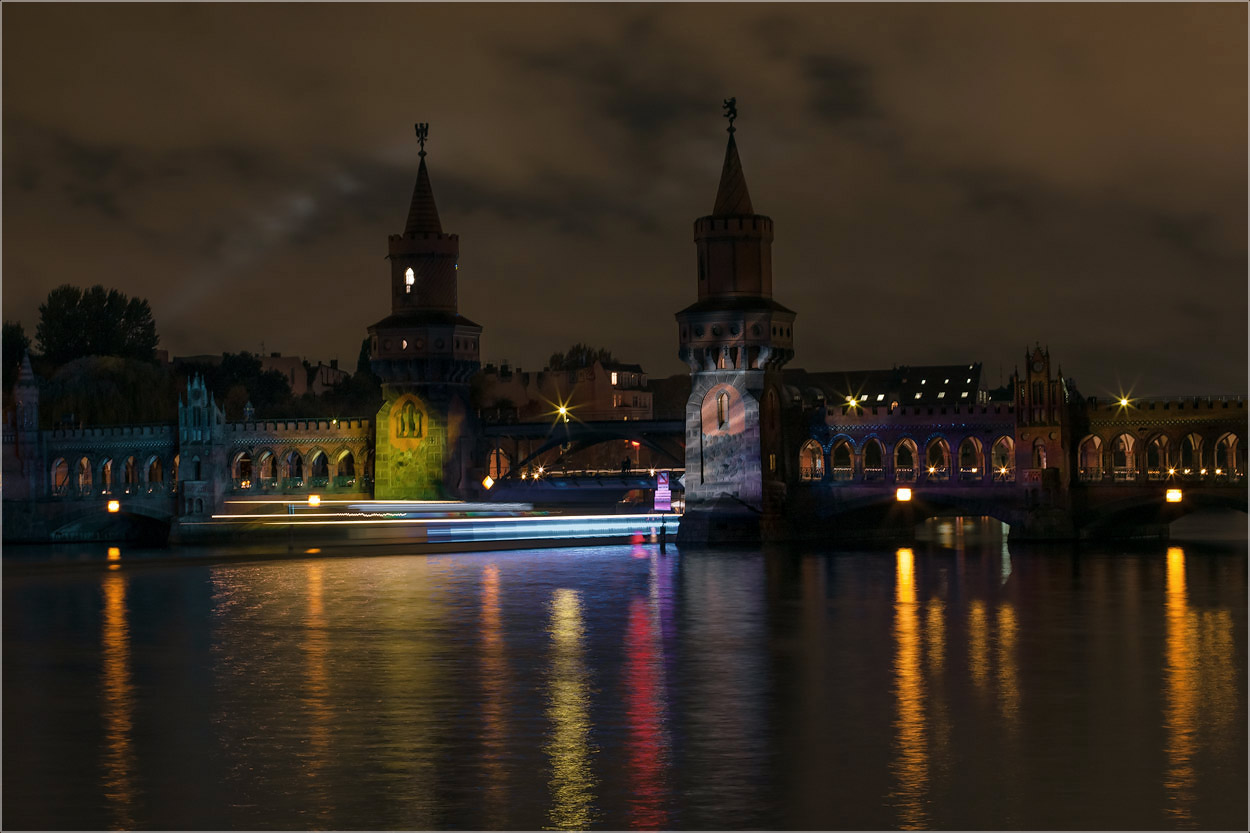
xmin=1032 ymin=361 xmax=1044 ymax=372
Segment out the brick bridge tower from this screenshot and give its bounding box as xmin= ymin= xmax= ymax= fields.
xmin=676 ymin=100 xmax=796 ymax=543
xmin=369 ymin=124 xmax=482 ymax=499
xmin=1011 ymin=344 xmax=1075 ymax=537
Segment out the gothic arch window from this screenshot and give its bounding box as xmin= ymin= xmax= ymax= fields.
xmin=1110 ymin=434 xmax=1135 ymax=481
xmin=925 ymin=438 xmax=950 ymax=481
xmin=958 ymin=437 xmax=983 ymax=480
xmin=99 ymin=458 xmax=114 ymax=493
xmin=489 ymin=448 xmax=511 ymax=479
xmin=405 ymin=267 xmax=415 ymax=294
xmin=1146 ymin=435 xmax=1170 ymax=480
xmin=1179 ymin=433 xmax=1203 ymax=474
xmin=146 ymin=456 xmax=164 ymax=487
xmin=192 ymin=456 xmax=202 ymax=481
xmin=717 ymin=392 xmax=729 ymax=429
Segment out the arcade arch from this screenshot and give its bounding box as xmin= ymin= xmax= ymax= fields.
xmin=799 ymin=440 xmax=824 ymax=482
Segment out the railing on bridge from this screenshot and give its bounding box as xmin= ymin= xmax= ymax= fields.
xmin=1080 ymin=466 xmax=1244 ymax=485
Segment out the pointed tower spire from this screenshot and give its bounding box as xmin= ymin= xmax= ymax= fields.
xmin=404 ymin=123 xmax=443 ymax=236
xmin=17 ymin=352 xmax=35 ymax=387
xmin=712 ymin=98 xmax=753 ymax=216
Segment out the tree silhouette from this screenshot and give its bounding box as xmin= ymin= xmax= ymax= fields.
xmin=35 ymin=284 xmax=159 ymax=366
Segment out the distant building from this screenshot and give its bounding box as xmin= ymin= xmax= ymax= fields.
xmin=478 ymin=359 xmax=652 ymax=423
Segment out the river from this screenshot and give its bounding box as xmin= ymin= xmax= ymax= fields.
xmin=3 ymin=518 xmax=1245 ymax=829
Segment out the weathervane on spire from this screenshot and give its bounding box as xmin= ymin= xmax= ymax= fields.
xmin=722 ymin=97 xmax=737 ymax=133
xmin=415 ymin=122 xmax=429 ymax=158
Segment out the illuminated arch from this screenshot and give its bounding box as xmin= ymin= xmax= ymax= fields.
xmin=488 ymin=448 xmax=511 ymax=480
xmin=957 ymin=437 xmax=984 ymax=481
xmin=1078 ymin=435 xmax=1102 ymax=482
xmin=1145 ymin=434 xmax=1170 ymax=480
xmin=991 ymin=436 xmax=1015 ymax=482
xmin=1110 ymin=433 xmax=1136 ymax=482
xmin=50 ymin=458 xmax=70 ymax=496
xmin=232 ymin=451 xmax=253 ymax=488
xmin=1213 ymin=432 xmax=1241 ymax=480
xmin=894 ymin=438 xmax=919 ymax=482
xmin=799 ymin=439 xmax=824 ymax=482
xmin=925 ymin=437 xmax=950 ymax=481
xmin=75 ymin=456 xmax=93 ymax=496
xmin=862 ymin=438 xmax=886 ymax=481
xmin=830 ymin=439 xmax=854 ymax=481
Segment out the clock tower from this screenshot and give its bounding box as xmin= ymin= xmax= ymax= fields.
xmin=368 ymin=124 xmax=482 ymax=499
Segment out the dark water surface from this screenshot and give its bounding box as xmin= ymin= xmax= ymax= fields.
xmin=4 ymin=523 xmax=1246 ymax=830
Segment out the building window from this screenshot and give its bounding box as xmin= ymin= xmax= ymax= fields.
xmin=405 ymin=267 xmax=415 ymax=294
xmin=611 ymin=372 xmax=618 ymax=386
xmin=914 ymin=393 xmax=922 ymax=400
xmin=961 ymin=391 xmax=969 ymax=398
xmin=717 ymin=392 xmax=729 ymax=428
xmin=876 ymin=394 xmax=885 ymax=401
xmin=937 ymin=392 xmax=946 ymax=399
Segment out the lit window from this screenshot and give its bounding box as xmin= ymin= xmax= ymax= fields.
xmin=966 ymin=378 xmax=971 ymax=383
xmin=944 ymin=379 xmax=949 ymax=384
xmin=914 ymin=392 xmax=922 ymax=399
xmin=921 ymin=379 xmax=926 ymax=385
xmin=937 ymin=392 xmax=945 ymax=399
xmin=860 ymin=395 xmax=868 ymax=401
xmin=876 ymin=394 xmax=885 ymax=401
xmin=960 ymin=391 xmax=969 ymax=398
xmin=611 ymin=372 xmax=618 ymax=385
xmin=405 ymin=267 xmax=414 ymax=294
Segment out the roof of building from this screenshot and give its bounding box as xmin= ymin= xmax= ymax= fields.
xmin=785 ymin=363 xmax=984 ymax=406
xmin=404 ymin=154 xmax=443 ymax=236
xmin=712 ymin=132 xmax=754 ymax=216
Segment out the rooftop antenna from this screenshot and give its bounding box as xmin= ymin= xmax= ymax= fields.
xmin=415 ymin=122 xmax=429 ymax=158
xmin=722 ymin=97 xmax=737 ymax=133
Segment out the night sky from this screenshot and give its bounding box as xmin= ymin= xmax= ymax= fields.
xmin=4 ymin=3 xmax=1246 ymax=398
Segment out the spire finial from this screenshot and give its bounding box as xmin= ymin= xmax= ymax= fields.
xmin=722 ymin=97 xmax=737 ymax=133
xmin=415 ymin=122 xmax=429 ymax=158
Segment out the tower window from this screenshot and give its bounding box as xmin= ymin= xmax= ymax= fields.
xmin=717 ymin=392 xmax=729 ymax=428
xmin=405 ymin=267 xmax=415 ymax=294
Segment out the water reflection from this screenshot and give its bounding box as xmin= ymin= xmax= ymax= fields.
xmin=1160 ymin=546 xmax=1236 ymax=827
xmin=892 ymin=548 xmax=928 ymax=829
xmin=624 ymin=568 xmax=668 ymax=830
xmin=546 ymin=588 xmax=597 ymax=829
xmin=996 ymin=602 xmax=1020 ymax=729
xmin=968 ymin=599 xmax=989 ymax=689
xmin=480 ymin=564 xmax=507 ymax=826
xmin=100 ymin=573 xmax=137 ymax=829
xmin=302 ymin=563 xmax=331 ymax=822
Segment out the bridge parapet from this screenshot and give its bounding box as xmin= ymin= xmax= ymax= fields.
xmin=1086 ymin=395 xmax=1245 ymax=419
xmin=48 ymin=424 xmax=175 ymax=442
xmin=227 ymin=418 xmax=372 ymax=438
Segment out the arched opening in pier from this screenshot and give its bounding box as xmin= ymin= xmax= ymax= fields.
xmin=146 ymin=456 xmax=163 ymax=489
xmin=831 ymin=440 xmax=854 ymax=481
xmin=307 ymin=450 xmax=330 ymax=486
xmin=1213 ymin=433 xmax=1241 ymax=479
xmin=1111 ymin=434 xmax=1136 ymax=481
xmin=991 ymin=436 xmax=1015 ymax=482
xmin=925 ymin=438 xmax=950 ymax=481
xmin=958 ymin=437 xmax=983 ymax=481
xmin=50 ymin=458 xmax=69 ymax=496
xmin=336 ymin=449 xmax=357 ymax=483
xmin=1179 ymin=433 xmax=1203 ymax=474
xmin=256 ymin=450 xmax=276 ymax=484
xmin=863 ymin=439 xmax=885 ymax=481
xmin=894 ymin=439 xmax=918 ymax=483
xmin=123 ymin=456 xmax=139 ymax=490
xmin=1146 ymin=435 xmax=1170 ymax=480
xmin=283 ymin=450 xmax=304 ymax=484
xmin=98 ymin=458 xmax=114 ymax=494
xmin=1078 ymin=435 xmax=1102 ymax=481
xmin=232 ymin=452 xmax=253 ymax=488
xmin=75 ymin=456 xmax=92 ymax=496
xmin=799 ymin=440 xmax=824 ymax=482
xmin=171 ymin=454 xmax=179 ymax=484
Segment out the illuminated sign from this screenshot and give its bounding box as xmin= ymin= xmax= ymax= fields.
xmin=655 ymin=471 xmax=672 ymax=512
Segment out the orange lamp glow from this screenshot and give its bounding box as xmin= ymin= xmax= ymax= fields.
xmin=307 ymin=494 xmax=321 ymax=507
xmin=482 ymin=475 xmax=495 ymax=490
xmin=107 ymin=500 xmax=120 ymax=513
xmin=896 ymin=488 xmax=913 ymax=502
xmin=1166 ymin=489 xmax=1182 ymax=503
